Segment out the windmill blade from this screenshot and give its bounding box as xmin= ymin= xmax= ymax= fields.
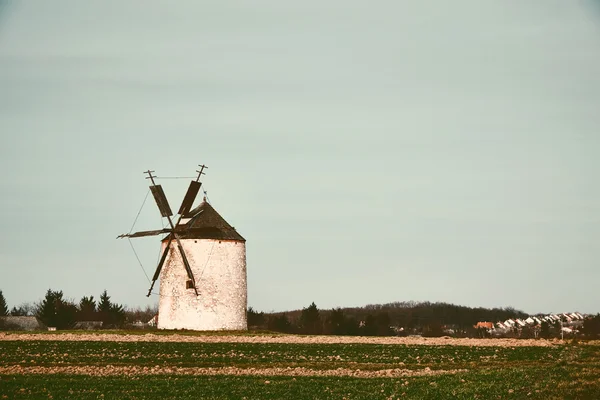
xmin=153 ymin=237 xmax=174 ymax=282
xmin=117 ymin=228 xmax=171 ymax=239
xmin=146 ymin=236 xmax=174 ymax=297
xmin=145 ymin=177 xmax=199 ymax=296
xmin=150 ymin=185 xmax=173 ymax=217
xmin=176 ymin=242 xmax=199 ymax=296
xmin=178 ymin=181 xmax=202 ymax=217
xmin=159 ymin=201 xmax=196 ymax=293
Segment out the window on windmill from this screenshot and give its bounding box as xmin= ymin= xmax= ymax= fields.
xmin=186 ymin=280 xmax=194 ymax=289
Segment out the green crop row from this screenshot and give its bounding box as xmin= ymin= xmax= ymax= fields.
xmin=1 ymin=365 xmax=600 ymax=400
xmin=0 ymin=341 xmax=578 ymax=370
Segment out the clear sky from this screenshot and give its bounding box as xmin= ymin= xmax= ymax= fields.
xmin=1 ymin=1 xmax=599 ymax=315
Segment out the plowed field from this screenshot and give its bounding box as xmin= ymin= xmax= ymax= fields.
xmin=1 ymin=332 xmax=599 ymax=399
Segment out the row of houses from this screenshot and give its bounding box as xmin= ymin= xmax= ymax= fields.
xmin=475 ymin=312 xmax=586 ymax=336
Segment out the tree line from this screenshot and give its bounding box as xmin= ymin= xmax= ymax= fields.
xmin=249 ymin=301 xmax=600 ymax=339
xmin=0 ymin=289 xmax=156 ymax=330
xmin=2 ymin=289 xmax=599 ymax=337
xmin=248 ymin=301 xmax=529 ymax=336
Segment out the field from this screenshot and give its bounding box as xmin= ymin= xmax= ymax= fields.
xmin=1 ymin=332 xmax=599 ymax=399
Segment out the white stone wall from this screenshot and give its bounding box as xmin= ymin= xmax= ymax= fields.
xmin=157 ymin=239 xmax=247 ymax=331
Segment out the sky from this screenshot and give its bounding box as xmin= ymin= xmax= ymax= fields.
xmin=1 ymin=1 xmax=599 ymax=315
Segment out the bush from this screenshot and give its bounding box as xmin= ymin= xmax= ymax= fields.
xmin=247 ymin=307 xmax=266 ymax=329
xmin=581 ymin=314 xmax=600 ymax=338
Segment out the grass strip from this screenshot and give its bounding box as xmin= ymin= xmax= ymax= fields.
xmin=0 ymin=341 xmax=577 ymax=370
xmin=1 ymin=365 xmax=599 ymax=400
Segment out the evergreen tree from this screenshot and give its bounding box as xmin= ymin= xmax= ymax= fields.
xmin=97 ymin=290 xmax=125 ymax=328
xmin=247 ymin=307 xmax=265 ymax=328
xmin=36 ymin=289 xmax=60 ymax=327
xmin=8 ymin=303 xmax=33 ymax=316
xmin=268 ymin=313 xmax=292 ymax=333
xmin=98 ymin=290 xmax=112 ymax=315
xmin=78 ymin=296 xmax=97 ymax=321
xmin=327 ymin=308 xmax=346 ymax=335
xmin=56 ymin=301 xmax=77 ymax=329
xmin=540 ymin=321 xmax=551 ymax=339
xmin=36 ymin=289 xmax=76 ymax=329
xmin=10 ymin=306 xmax=27 ymax=316
xmin=0 ymin=290 xmax=8 ymax=316
xmin=299 ymin=302 xmax=321 ymax=335
xmin=109 ymin=303 xmax=126 ymax=328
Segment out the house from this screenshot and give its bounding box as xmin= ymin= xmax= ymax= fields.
xmin=147 ymin=315 xmax=158 ymax=327
xmin=474 ymin=321 xmax=494 ymax=330
xmin=0 ymin=316 xmax=46 ymax=331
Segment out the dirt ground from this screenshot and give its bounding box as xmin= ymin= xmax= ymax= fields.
xmin=2 ymin=333 xmax=595 ymax=379
xmin=0 ymin=332 xmax=566 ymax=347
xmin=0 ymin=364 xmax=466 ymax=378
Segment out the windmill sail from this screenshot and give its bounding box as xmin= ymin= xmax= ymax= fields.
xmin=150 ymin=185 xmax=173 ymax=217
xmin=117 ymin=228 xmax=171 ymax=239
xmin=178 ymin=181 xmax=201 ymax=216
xmin=147 ymin=236 xmax=174 ymax=296
xmin=177 ymin=242 xmax=196 ymax=288
xmin=121 ymin=167 xmax=208 ymax=298
xmin=152 ymin=237 xmax=174 ymax=282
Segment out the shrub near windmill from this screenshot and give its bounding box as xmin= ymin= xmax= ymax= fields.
xmin=119 ymin=165 xmax=247 ymax=331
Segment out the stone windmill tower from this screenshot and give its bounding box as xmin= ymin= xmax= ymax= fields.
xmin=118 ymin=166 xmax=247 ymax=331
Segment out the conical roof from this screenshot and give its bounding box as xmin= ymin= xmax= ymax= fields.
xmin=169 ymin=200 xmax=245 ymax=242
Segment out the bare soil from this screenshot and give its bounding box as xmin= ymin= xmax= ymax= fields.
xmin=0 ymin=332 xmax=563 ymax=347
xmin=0 ymin=364 xmax=466 ymax=378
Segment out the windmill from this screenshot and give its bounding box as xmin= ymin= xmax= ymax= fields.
xmin=118 ymin=166 xmax=248 ymax=331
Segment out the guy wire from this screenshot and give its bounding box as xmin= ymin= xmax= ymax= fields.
xmin=129 ymin=189 xmax=151 ymax=234
xmin=128 ymin=238 xmax=151 ymax=283
xmin=155 ymin=176 xmax=196 ymax=179
xmin=127 ymin=188 xmax=152 ymax=283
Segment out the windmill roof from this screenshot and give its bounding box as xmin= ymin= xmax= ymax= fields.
xmin=168 ymin=200 xmax=245 ymax=242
